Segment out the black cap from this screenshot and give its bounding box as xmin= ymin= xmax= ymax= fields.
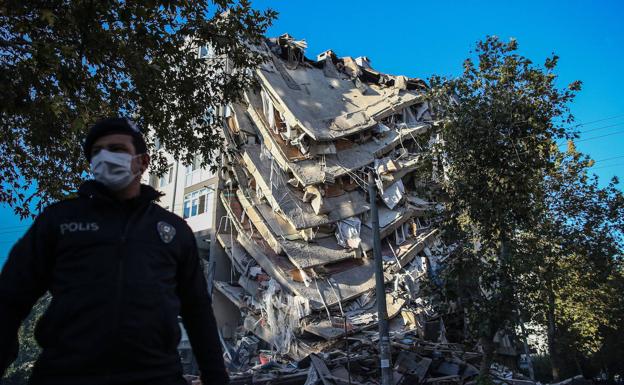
xmin=83 ymin=117 xmax=147 ymax=161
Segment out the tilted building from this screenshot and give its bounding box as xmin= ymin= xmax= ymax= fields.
xmin=208 ymin=34 xmax=446 ymax=364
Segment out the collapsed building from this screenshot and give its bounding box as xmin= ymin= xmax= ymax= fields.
xmin=208 ymin=33 xmax=452 ymax=367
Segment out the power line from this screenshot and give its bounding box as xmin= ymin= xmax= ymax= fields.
xmin=556 ymin=122 xmax=624 ymax=146
xmin=593 ymin=155 xmax=624 ymax=164
xmin=590 ymin=163 xmax=624 ymax=171
xmin=576 ymin=130 xmax=624 ymax=143
xmin=579 ymin=122 xmax=624 ymax=135
xmin=573 ymin=113 xmax=624 ymax=128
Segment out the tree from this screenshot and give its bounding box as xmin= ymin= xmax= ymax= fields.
xmin=516 ymin=145 xmax=624 ymax=381
xmin=0 ymin=0 xmax=276 ymax=217
xmin=425 ymin=36 xmax=581 ymax=377
xmin=591 ymin=264 xmax=624 ymax=380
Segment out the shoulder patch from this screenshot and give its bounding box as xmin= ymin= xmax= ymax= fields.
xmin=157 ymin=221 xmax=176 ymax=244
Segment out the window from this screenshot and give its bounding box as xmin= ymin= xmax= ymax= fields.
xmin=192 ymin=154 xmax=200 ymax=172
xmin=185 ymin=154 xmax=201 ymax=174
xmin=183 ymin=187 xmax=214 ymax=219
xmin=198 ymin=45 xmax=215 ymax=59
xmin=149 ymin=174 xmax=158 ymax=189
xmin=184 ymin=153 xmax=214 ymax=187
xmin=185 ymin=154 xmax=201 ymax=187
xmin=159 ymin=165 xmax=173 ymax=187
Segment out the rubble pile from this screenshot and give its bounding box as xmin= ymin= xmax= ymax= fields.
xmin=225 ymin=331 xmax=535 ymax=385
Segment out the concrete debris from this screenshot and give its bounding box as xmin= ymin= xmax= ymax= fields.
xmin=209 ymin=33 xmax=526 ymax=385
xmin=335 ymin=217 xmax=362 ymax=249
xmin=226 ymin=331 xmax=535 ymax=385
xmin=381 ymin=180 xmax=405 ymax=210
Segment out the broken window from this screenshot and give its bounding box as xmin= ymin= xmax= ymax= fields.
xmin=273 ymin=108 xmax=285 ymax=135
xmin=401 ymin=105 xmax=417 ymax=127
xmin=395 ymin=222 xmax=410 ymax=245
xmin=260 ymin=90 xmax=275 ymax=130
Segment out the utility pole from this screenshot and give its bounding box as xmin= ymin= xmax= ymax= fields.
xmin=368 ymin=171 xmax=392 ymax=385
xmin=519 ymin=316 xmax=535 ymax=380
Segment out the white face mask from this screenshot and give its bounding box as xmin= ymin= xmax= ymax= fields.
xmin=90 ymin=149 xmax=142 ymax=191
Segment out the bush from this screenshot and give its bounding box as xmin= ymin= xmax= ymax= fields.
xmin=1 ymin=295 xmax=50 ymax=384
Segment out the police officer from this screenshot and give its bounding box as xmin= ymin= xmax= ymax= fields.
xmin=0 ymin=118 xmax=228 ymax=385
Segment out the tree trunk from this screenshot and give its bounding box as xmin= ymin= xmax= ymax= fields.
xmin=479 ymin=336 xmax=495 ymax=378
xmin=547 ymin=289 xmax=561 ymax=382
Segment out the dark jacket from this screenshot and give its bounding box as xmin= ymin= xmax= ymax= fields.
xmin=0 ymin=181 xmax=228 ymax=385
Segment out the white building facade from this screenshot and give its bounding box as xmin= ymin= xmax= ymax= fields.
xmin=146 ymin=147 xmax=218 ymax=233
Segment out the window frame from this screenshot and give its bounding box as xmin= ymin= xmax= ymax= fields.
xmin=159 ymin=164 xmax=174 ymax=188
xmin=182 ymin=187 xmax=214 ymax=219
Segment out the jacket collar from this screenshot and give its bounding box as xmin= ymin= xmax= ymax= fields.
xmin=78 ymin=180 xmax=162 ymax=205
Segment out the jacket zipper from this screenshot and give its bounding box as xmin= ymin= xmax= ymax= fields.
xmin=107 ymin=203 xmax=151 ymax=385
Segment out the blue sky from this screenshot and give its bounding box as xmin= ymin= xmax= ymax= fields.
xmin=1 ymin=0 xmax=623 ymax=266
